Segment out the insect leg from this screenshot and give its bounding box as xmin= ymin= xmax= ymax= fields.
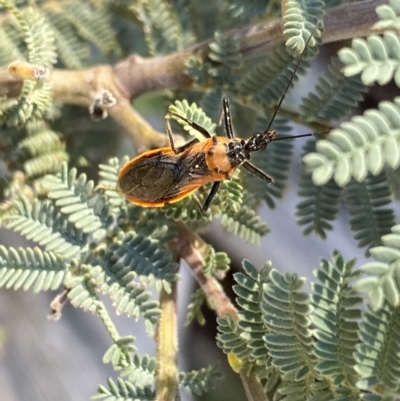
xmin=167 ymin=111 xmax=212 ymax=139
xmin=242 ymin=161 xmax=274 ymax=183
xmin=221 ymin=97 xmax=235 ymax=139
xmin=166 ymin=115 xmax=199 ymax=154
xmin=202 ymin=182 xmax=220 ymax=212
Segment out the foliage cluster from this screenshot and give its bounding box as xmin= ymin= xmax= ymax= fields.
xmin=0 ymin=0 xmax=400 ymax=401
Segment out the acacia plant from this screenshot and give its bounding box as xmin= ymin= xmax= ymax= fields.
xmin=1 ymin=0 xmax=400 ymax=400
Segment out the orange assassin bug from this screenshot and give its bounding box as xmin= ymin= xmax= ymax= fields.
xmin=117 ymin=31 xmax=319 ymax=212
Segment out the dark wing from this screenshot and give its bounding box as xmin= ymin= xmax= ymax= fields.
xmin=118 ymin=150 xmax=212 ymax=204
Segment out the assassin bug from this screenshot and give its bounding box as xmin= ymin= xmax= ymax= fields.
xmin=117 ymin=31 xmax=318 ymax=212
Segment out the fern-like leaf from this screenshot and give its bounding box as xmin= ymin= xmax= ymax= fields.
xmin=24 ymin=151 xmax=69 ymax=178
xmin=67 ymin=264 xmax=103 ymax=314
xmin=94 ymin=377 xmax=154 ymax=401
xmin=355 ymin=224 xmax=400 ymax=311
xmin=132 ymin=0 xmax=183 ymax=56
xmin=239 ymin=46 xmax=309 ymax=106
xmin=128 ymin=207 xmax=178 ymax=245
xmin=161 ymin=192 xmax=212 ymax=222
xmin=221 ymin=0 xmax=269 ymax=23
xmin=208 ymin=31 xmax=242 ymax=87
xmin=304 ymin=98 xmax=400 ymax=186
xmin=102 ymin=231 xmax=179 ymax=292
xmin=168 ymin=100 xmax=216 ymax=139
xmin=343 ymin=173 xmax=396 ymax=250
xmin=0 ymin=5 xmax=56 ymax=126
xmin=299 ymin=57 xmax=367 ymax=121
xmin=262 ymin=269 xmax=316 ymax=380
xmin=185 ymin=55 xmax=209 ymax=85
xmin=283 ymin=0 xmax=323 ymax=55
xmin=215 ymin=174 xmax=244 ymax=213
xmin=44 ymin=9 xmax=89 ymax=69
xmin=311 ymin=251 xmax=361 ymax=388
xmin=235 ymin=260 xmax=270 ymax=362
xmin=98 ymin=156 xmax=130 ymax=215
xmin=0 ymin=246 xmax=66 ymax=292
xmin=179 ymin=365 xmax=222 ymax=396
xmin=203 ymin=247 xmax=231 ymax=278
xmin=64 ymin=2 xmax=120 ymax=57
xmin=216 ymin=314 xmax=253 ymax=360
xmin=0 ymin=23 xmax=24 ymax=66
xmin=208 ymin=32 xmax=241 ymax=68
xmin=6 ymin=198 xmax=85 ymax=259
xmin=338 ymin=33 xmax=400 ymax=86
xmin=218 ymin=204 xmax=269 ymax=245
xmin=354 ymin=302 xmax=400 ymax=397
xmin=96 ymin=242 xmax=162 ymax=334
xmin=373 ymin=0 xmax=400 ymax=31
xmin=185 ymin=287 xmax=210 ymax=326
xmin=200 ymin=86 xmax=223 ymax=123
xmin=120 ymin=352 xmax=156 ymax=387
xmin=386 ymin=166 xmax=400 ymax=200
xmin=103 ymin=336 xmax=138 ymax=370
xmin=46 ymin=163 xmax=111 ymax=236
xmin=297 ymin=140 xmax=342 ymax=238
xmin=17 ymin=129 xmax=63 ymax=156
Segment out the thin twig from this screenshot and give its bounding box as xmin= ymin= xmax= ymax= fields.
xmin=155 ymin=282 xmax=179 ymax=401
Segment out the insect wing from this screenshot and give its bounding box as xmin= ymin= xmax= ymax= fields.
xmin=117 ymin=146 xmax=214 ymax=207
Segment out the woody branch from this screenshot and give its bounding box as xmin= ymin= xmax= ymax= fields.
xmin=0 ymin=0 xmax=386 ymax=153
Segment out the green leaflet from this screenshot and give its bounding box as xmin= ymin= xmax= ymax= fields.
xmin=354 ymin=303 xmax=400 ymax=398
xmin=185 ymin=287 xmax=208 ymax=326
xmin=203 ymin=247 xmax=231 ymax=278
xmin=373 ymin=0 xmax=400 ymax=30
xmin=239 ymin=46 xmax=309 ymax=106
xmin=304 ymin=97 xmax=400 ymax=186
xmin=98 ymin=368 xmax=222 ymax=401
xmin=179 ymin=365 xmax=222 ymax=396
xmin=0 ymin=22 xmax=24 ymax=66
xmin=63 ymin=2 xmax=120 ymax=57
xmin=0 ymin=245 xmax=67 ymax=292
xmin=218 ymin=204 xmax=269 ymax=245
xmin=94 ymin=378 xmax=154 ymax=401
xmin=343 ymin=172 xmax=396 ymax=250
xmin=168 ymin=99 xmax=216 ymax=138
xmin=0 ymin=4 xmax=57 ymax=126
xmin=46 ymin=163 xmax=111 ymax=237
xmin=217 ymin=314 xmax=253 ymax=360
xmin=221 ymin=0 xmax=270 ymax=22
xmin=208 ymin=31 xmax=242 ymax=87
xmin=297 ymin=140 xmax=342 ymax=238
xmin=355 ymin=224 xmax=400 ymax=311
xmin=300 ymin=57 xmax=367 ymax=121
xmin=262 ymin=269 xmax=316 ymax=380
xmin=283 ymin=0 xmax=324 ymax=55
xmin=311 ymin=251 xmax=361 ymax=389
xmin=339 ymin=33 xmax=400 ymax=86
xmin=7 ymin=198 xmax=85 ymax=259
xmin=119 ymin=353 xmax=156 ymax=387
xmin=101 ymin=230 xmax=179 ymax=289
xmin=44 ymin=8 xmax=90 ymax=69
xmin=235 ymin=260 xmax=270 ymax=362
xmin=132 ymin=0 xmax=184 ymax=56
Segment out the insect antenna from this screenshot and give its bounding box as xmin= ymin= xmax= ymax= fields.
xmin=264 ymin=29 xmax=318 ymax=135
xmin=271 ymin=131 xmax=329 ymax=142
